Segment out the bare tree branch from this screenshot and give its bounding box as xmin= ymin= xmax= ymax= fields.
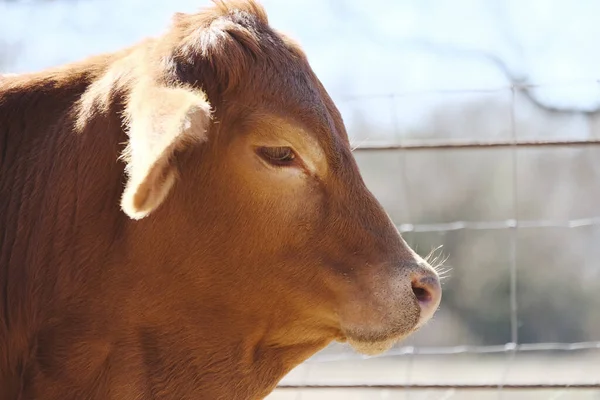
xmin=336 ymin=2 xmax=599 ymax=116
xmin=404 ymin=38 xmax=600 ymax=116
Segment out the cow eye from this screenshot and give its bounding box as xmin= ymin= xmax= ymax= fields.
xmin=257 ymin=146 xmax=297 ymax=166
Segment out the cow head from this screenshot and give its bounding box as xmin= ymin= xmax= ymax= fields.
xmin=119 ymin=0 xmax=441 ymax=360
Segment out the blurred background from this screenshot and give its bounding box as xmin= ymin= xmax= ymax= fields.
xmin=3 ymin=0 xmax=600 ymax=398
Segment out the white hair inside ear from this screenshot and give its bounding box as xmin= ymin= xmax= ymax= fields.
xmin=121 ymin=83 xmax=212 ymax=220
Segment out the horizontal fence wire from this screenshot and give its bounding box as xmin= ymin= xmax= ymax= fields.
xmin=396 ymin=216 xmax=600 ymax=233
xmin=352 ymin=138 xmax=600 ymax=151
xmin=307 ymin=341 xmax=600 ymax=363
xmin=277 ymin=384 xmax=600 ymax=390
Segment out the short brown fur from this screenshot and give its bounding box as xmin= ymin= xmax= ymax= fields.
xmin=0 ymin=1 xmax=441 ymax=399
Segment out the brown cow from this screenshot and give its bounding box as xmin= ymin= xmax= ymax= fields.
xmin=0 ymin=1 xmax=442 ymax=399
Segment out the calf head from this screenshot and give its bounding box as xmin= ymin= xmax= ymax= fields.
xmin=119 ymin=0 xmax=441 ymax=365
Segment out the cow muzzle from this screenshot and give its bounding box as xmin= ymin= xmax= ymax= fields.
xmin=337 ymin=261 xmax=442 ymax=356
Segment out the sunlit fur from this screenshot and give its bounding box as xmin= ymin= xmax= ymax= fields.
xmin=0 ymin=1 xmax=442 ymax=399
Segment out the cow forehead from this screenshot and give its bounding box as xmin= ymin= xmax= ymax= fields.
xmin=219 ymin=59 xmax=345 ymax=162
xmin=236 ymin=77 xmax=349 ymax=168
xmin=261 ymin=68 xmax=347 ymax=155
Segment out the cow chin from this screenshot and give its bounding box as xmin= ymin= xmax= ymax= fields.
xmin=339 ymin=294 xmax=440 ymax=356
xmin=346 ymin=336 xmax=401 ymax=356
xmin=342 ymin=325 xmax=416 ymax=356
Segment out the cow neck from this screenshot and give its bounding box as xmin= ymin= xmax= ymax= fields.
xmin=119 ymin=256 xmax=331 ymax=398
xmin=137 ymin=319 xmax=331 ymax=399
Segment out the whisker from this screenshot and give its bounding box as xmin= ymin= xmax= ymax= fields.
xmin=350 ymin=136 xmax=372 ymax=152
xmin=422 ymin=245 xmax=452 ymax=279
xmin=424 ymin=245 xmax=444 ymax=262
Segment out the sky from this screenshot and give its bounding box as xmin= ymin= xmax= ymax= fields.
xmin=1 ymin=0 xmax=599 ymax=139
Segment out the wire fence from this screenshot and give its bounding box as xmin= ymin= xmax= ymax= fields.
xmin=274 ymin=83 xmax=600 ymax=398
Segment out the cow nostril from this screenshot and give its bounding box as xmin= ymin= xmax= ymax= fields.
xmin=411 ymin=285 xmax=432 ymax=303
xmin=411 ymin=275 xmax=440 ymax=307
xmin=410 ymin=272 xmax=442 ymax=325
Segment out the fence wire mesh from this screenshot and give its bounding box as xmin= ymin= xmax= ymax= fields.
xmin=273 ymin=83 xmax=600 ymax=399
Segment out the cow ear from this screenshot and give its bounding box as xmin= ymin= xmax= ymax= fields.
xmin=121 ymin=84 xmax=211 ymax=220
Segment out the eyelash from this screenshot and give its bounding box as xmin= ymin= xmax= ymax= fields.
xmin=256 ymin=146 xmax=297 ymax=167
